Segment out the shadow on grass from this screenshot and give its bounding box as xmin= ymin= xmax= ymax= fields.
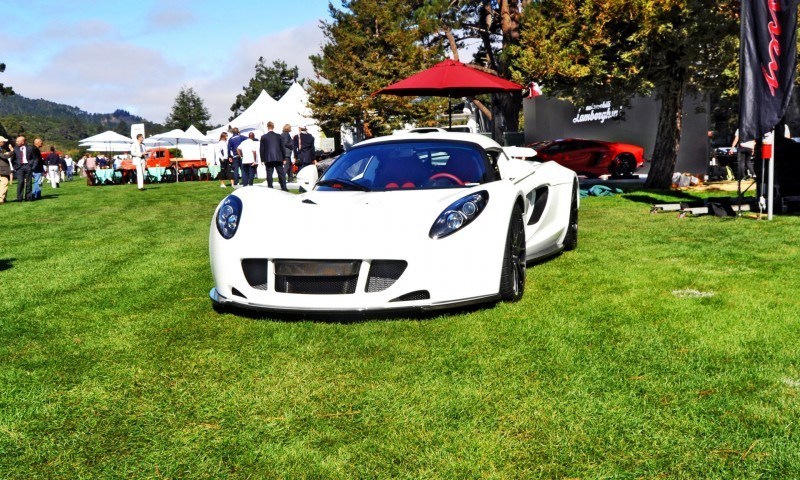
xmin=622 ymin=190 xmax=706 ymax=207
xmin=0 ymin=258 xmax=15 ymax=272
xmin=212 ymin=300 xmax=497 ymax=323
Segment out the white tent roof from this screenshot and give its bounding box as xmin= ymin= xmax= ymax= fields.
xmin=184 ymin=125 xmax=209 ymax=141
xmin=208 ymin=84 xmax=320 ymax=139
xmin=232 ymin=90 xmax=277 ymax=128
xmin=79 ymin=130 xmax=134 ymax=145
xmin=82 ymin=143 xmax=133 ymax=152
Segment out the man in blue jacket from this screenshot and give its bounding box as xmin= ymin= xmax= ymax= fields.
xmin=227 ymin=127 xmax=246 ymax=187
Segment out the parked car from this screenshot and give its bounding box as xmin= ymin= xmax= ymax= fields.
xmin=528 ymin=138 xmax=645 ymax=177
xmin=209 ymin=132 xmax=579 ymax=314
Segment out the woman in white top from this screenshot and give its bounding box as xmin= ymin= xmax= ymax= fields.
xmin=215 ymin=132 xmax=231 ymax=188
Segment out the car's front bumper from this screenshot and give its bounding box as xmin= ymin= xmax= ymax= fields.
xmin=209 ymin=287 xmax=499 ymax=315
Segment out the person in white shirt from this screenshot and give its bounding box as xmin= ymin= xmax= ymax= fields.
xmin=131 ymin=134 xmax=147 ymax=190
xmin=215 ymin=132 xmax=231 ymax=188
xmin=236 ymin=132 xmax=258 ymax=187
xmin=64 ymin=154 xmax=74 ymax=181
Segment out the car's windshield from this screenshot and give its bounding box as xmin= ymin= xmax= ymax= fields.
xmin=317 ymin=140 xmax=493 ymax=191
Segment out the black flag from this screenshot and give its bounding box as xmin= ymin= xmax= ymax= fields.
xmin=739 ymin=0 xmax=798 ymax=143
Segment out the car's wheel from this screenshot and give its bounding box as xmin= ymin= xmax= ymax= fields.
xmin=609 ymin=154 xmax=636 ymax=177
xmin=499 ymin=203 xmax=526 ymax=302
xmin=563 ymin=180 xmax=579 ymax=251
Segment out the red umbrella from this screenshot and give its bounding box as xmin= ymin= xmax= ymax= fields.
xmin=374 ymin=59 xmax=523 ymax=97
xmin=374 ymin=59 xmax=523 ymax=127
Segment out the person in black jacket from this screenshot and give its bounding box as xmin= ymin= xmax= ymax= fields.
xmin=281 ymin=124 xmax=294 ymax=183
xmin=292 ymin=126 xmax=315 ymax=171
xmin=0 ymin=136 xmax=13 ymax=203
xmin=30 ymin=138 xmax=45 ymax=199
xmin=13 ymin=136 xmax=37 ymax=201
xmin=259 ymin=121 xmax=288 ymax=191
xmin=45 ymin=146 xmax=61 ymax=189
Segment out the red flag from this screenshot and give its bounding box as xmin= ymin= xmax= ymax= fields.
xmin=526 ymin=82 xmax=542 ymax=99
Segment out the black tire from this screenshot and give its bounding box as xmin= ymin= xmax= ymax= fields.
xmin=563 ymin=180 xmax=579 ymax=251
xmin=499 ymin=203 xmax=526 ymax=302
xmin=609 ymin=154 xmax=636 ymax=177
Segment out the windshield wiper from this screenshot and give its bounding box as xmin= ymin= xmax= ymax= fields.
xmin=316 ymin=178 xmax=371 ymax=191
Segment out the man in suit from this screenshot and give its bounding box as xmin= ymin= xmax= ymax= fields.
xmin=13 ymin=136 xmax=36 ymax=201
xmin=260 ymin=121 xmax=288 ymax=191
xmin=292 ymin=126 xmax=315 ymax=172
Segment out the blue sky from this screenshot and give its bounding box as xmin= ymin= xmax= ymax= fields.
xmin=2 ymin=0 xmax=333 ymax=125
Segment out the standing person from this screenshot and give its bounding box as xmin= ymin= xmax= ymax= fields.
xmin=237 ymin=132 xmax=258 ymax=187
xmin=131 ymin=134 xmax=147 ymax=190
xmin=215 ymin=132 xmax=232 ymax=188
xmin=13 ymin=136 xmax=35 ymax=201
xmin=227 ymin=127 xmax=246 ymax=186
xmin=64 ymin=154 xmax=74 ymax=181
xmin=281 ymin=124 xmax=294 ymax=184
xmin=84 ymin=154 xmax=97 ymax=185
xmin=731 ymin=129 xmax=755 ymax=180
xmin=77 ymin=155 xmax=86 ymax=177
xmin=0 ymin=136 xmax=13 ymax=203
xmin=44 ymin=146 xmax=61 ymax=188
xmin=31 ymin=138 xmax=45 ymax=200
xmin=260 ymin=121 xmax=288 ymax=191
xmin=293 ymin=126 xmax=316 ymax=172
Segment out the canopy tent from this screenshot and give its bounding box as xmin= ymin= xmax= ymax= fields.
xmin=79 ymin=130 xmax=134 ymax=153
xmin=144 ymin=127 xmax=209 ymax=161
xmin=207 ymin=83 xmax=321 ymax=140
xmin=81 ymin=143 xmax=134 ymax=153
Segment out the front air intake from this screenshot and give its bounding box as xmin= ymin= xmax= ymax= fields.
xmin=274 ymin=260 xmax=360 ymax=295
xmin=366 ymin=260 xmax=407 ymax=292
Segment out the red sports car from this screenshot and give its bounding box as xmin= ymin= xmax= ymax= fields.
xmin=528 ymin=139 xmax=645 ymax=177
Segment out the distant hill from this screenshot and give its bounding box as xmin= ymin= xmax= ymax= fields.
xmin=0 ymin=93 xmax=163 ymax=153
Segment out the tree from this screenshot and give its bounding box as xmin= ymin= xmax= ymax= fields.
xmin=308 ymin=0 xmax=447 ymax=139
xmin=512 ymin=0 xmax=738 ymax=188
xmin=0 ymin=62 xmax=13 ymax=96
xmin=229 ymin=58 xmax=300 ymax=120
xmin=416 ymin=1 xmax=531 ymax=138
xmin=0 ymin=61 xmax=14 ymax=139
xmin=164 ymin=86 xmax=211 ymax=132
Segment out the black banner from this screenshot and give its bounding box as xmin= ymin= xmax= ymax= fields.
xmin=739 ymin=0 xmax=798 ymax=143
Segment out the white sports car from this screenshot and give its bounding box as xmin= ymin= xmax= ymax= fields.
xmin=209 ymin=132 xmax=578 ymax=314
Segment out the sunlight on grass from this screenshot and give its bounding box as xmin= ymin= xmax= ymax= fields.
xmin=1 ymin=180 xmax=799 ymax=477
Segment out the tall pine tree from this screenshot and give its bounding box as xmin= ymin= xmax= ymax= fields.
xmin=164 ymin=86 xmax=211 ymax=132
xmin=307 ymin=0 xmax=446 ymax=138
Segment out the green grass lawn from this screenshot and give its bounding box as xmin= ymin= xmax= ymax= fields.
xmin=1 ymin=178 xmax=799 ymax=478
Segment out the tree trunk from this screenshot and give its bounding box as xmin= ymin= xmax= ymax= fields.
xmin=496 ymin=0 xmax=522 ymax=140
xmin=644 ymin=78 xmax=686 ymax=189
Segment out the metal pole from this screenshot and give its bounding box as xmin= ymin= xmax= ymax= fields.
xmin=768 ymin=129 xmax=775 ymax=220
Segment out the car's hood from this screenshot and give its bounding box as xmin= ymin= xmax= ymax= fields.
xmin=229 ymin=186 xmax=488 ymax=258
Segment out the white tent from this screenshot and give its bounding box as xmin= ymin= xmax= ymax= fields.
xmin=79 ymin=130 xmax=134 ymax=152
xmin=276 ymin=82 xmax=320 ymax=139
xmin=144 ymin=127 xmax=209 ymax=160
xmin=207 ymin=84 xmax=321 ymax=140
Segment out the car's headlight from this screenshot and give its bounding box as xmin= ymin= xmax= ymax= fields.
xmin=429 ymin=191 xmax=489 ymax=239
xmin=216 ymin=195 xmax=243 ymax=239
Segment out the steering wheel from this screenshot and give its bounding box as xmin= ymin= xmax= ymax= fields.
xmin=427 ymin=172 xmax=464 ymax=186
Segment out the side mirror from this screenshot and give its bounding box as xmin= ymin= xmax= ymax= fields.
xmin=295 ymin=164 xmax=318 ymax=193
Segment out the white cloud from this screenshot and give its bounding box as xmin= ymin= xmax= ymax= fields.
xmin=189 ymin=21 xmax=325 ymax=127
xmin=3 ymin=19 xmax=326 ymax=131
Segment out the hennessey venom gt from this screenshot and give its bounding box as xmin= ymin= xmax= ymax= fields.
xmin=209 ymin=132 xmax=579 ymax=313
